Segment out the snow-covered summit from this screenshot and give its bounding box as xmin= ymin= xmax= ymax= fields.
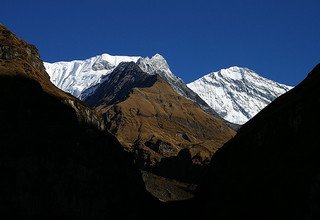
xmin=187 ymin=66 xmax=293 ymax=125
xmin=137 ymin=54 xmax=178 ymax=80
xmin=44 ymin=54 xmax=141 ymax=97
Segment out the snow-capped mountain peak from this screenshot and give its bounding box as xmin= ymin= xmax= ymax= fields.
xmin=150 ymin=53 xmax=169 ymax=67
xmin=217 ymin=66 xmax=252 ymax=80
xmin=44 ymin=53 xmax=141 ymax=97
xmin=187 ymin=66 xmax=293 ymax=125
xmin=136 ymin=53 xmax=175 ymax=80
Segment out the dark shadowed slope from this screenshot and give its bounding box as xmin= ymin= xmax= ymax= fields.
xmin=196 ymin=64 xmax=320 ymax=220
xmin=0 ymin=24 xmax=155 ymax=219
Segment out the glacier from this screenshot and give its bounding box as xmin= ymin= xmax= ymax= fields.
xmin=44 ymin=54 xmax=141 ymax=98
xmin=187 ymin=66 xmax=293 ymax=125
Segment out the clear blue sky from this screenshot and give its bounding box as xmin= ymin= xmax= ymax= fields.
xmin=2 ymin=0 xmax=319 ymax=86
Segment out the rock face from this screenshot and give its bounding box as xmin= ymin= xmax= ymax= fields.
xmin=0 ymin=24 xmax=155 ymax=219
xmin=84 ymin=62 xmax=236 ymax=183
xmin=196 ymin=64 xmax=320 ymax=219
xmin=85 ymin=62 xmax=158 ymax=107
xmin=188 ymin=66 xmax=292 ymax=125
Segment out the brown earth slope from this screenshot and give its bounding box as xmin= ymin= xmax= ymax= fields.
xmin=85 ymin=62 xmax=236 ymax=183
xmin=0 ymin=24 xmax=156 ymax=219
xmin=105 ymin=77 xmax=234 ymax=164
xmin=195 ymin=64 xmax=320 ymax=220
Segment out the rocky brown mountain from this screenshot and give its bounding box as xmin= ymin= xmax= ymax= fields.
xmin=195 ymin=64 xmax=320 ymax=219
xmin=0 ymin=24 xmax=156 ymax=219
xmin=84 ymin=62 xmax=236 ymax=185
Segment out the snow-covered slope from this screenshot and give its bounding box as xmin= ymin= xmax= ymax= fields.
xmin=44 ymin=54 xmax=141 ymax=98
xmin=187 ymin=67 xmax=293 ymax=125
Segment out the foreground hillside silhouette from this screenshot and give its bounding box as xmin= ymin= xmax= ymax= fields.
xmin=196 ymin=64 xmax=320 ymax=219
xmin=0 ymin=23 xmax=155 ymax=220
